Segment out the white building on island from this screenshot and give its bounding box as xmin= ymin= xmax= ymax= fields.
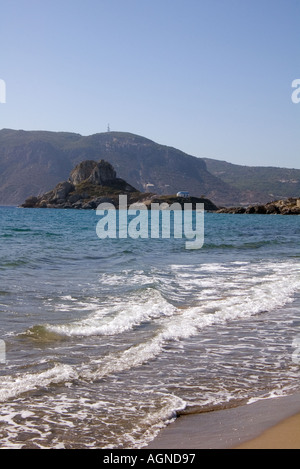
xmin=176 ymin=191 xmax=189 ymax=198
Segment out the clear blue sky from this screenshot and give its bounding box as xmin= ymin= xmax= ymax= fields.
xmin=1 ymin=0 xmax=299 ymax=168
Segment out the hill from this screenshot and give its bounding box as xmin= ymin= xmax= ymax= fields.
xmin=0 ymin=129 xmax=299 ymax=207
xmin=0 ymin=129 xmax=240 ymax=206
xmin=204 ymin=158 xmax=300 ymax=203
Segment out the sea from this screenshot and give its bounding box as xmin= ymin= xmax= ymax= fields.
xmin=0 ymin=205 xmax=299 ymax=449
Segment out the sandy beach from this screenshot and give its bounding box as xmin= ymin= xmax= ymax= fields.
xmin=234 ymin=411 xmax=300 ymax=449
xmin=147 ymin=393 xmax=300 ymax=449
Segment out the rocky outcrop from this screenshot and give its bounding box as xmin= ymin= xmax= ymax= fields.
xmin=69 ymin=160 xmax=116 ymax=186
xmin=217 ymin=198 xmax=300 ymax=215
xmin=21 ymin=159 xmax=219 ymax=211
xmin=53 ymin=181 xmax=75 ymax=201
xmin=21 ymin=159 xmax=138 ymax=209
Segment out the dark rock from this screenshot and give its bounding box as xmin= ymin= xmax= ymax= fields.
xmin=82 ymin=201 xmax=94 ymax=210
xmin=93 ymin=197 xmax=115 ymax=206
xmin=67 ymin=193 xmax=82 ymax=204
xmin=265 ymin=204 xmax=280 ymax=214
xmin=22 ymin=196 xmax=38 ymax=208
xmin=53 ymin=181 xmax=74 ymax=201
xmin=254 ymin=205 xmax=267 ymax=214
xmin=217 ymin=198 xmax=300 ymax=215
xmin=73 ymin=200 xmax=83 ymax=209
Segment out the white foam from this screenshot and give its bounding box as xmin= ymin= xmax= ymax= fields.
xmin=0 ymin=364 xmax=79 ymax=402
xmin=117 ymin=393 xmax=187 ymax=449
xmin=85 ymin=260 xmax=300 ymax=381
xmin=45 ymin=289 xmax=176 ymax=337
xmin=46 ymin=261 xmax=299 ymax=342
xmin=2 ymin=260 xmax=298 ymax=404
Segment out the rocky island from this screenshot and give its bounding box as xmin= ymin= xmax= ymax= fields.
xmin=21 ymin=159 xmax=218 ymax=211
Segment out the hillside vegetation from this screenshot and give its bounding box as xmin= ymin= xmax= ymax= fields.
xmin=204 ymin=158 xmax=300 ymax=202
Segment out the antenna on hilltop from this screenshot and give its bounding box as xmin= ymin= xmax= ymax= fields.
xmin=107 ymin=123 xmax=111 ymax=132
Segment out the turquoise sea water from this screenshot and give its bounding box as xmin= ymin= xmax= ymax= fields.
xmin=0 ymin=206 xmax=299 ymax=448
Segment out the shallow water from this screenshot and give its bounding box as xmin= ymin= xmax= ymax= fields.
xmin=0 ymin=207 xmax=299 ymax=448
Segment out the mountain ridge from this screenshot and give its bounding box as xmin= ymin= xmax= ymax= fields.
xmin=0 ymin=128 xmax=299 ymax=206
xmin=204 ymin=158 xmax=300 ymax=203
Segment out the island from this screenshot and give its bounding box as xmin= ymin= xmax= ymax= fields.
xmin=21 ymin=159 xmax=219 ymax=211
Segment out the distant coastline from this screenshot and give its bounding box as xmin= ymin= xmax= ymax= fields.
xmin=217 ymin=197 xmax=300 ymax=215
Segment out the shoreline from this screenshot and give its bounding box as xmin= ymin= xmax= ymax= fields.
xmin=146 ymin=393 xmax=300 ymax=449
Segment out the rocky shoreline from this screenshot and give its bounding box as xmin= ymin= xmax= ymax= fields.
xmin=217 ymin=197 xmax=300 ymax=215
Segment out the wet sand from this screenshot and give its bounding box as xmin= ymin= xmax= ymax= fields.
xmin=234 ymin=411 xmax=300 ymax=449
xmin=147 ymin=393 xmax=300 ymax=449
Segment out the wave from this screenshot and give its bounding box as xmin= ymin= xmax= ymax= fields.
xmin=0 ymin=363 xmax=79 ymax=403
xmin=20 ymin=325 xmax=66 ymax=343
xmin=89 ymin=265 xmax=299 ymax=380
xmin=25 ymin=288 xmax=176 ymax=339
xmin=5 ymin=260 xmax=299 ymax=403
xmin=78 ymin=260 xmax=300 ymax=382
xmin=25 ymin=260 xmax=300 ymax=343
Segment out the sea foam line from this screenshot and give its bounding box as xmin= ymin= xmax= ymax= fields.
xmin=43 ymin=289 xmax=176 ymax=338
xmin=45 ymin=261 xmax=299 ymax=339
xmin=2 ymin=262 xmax=299 ymax=402
xmin=0 ymin=364 xmax=79 ymax=403
xmin=84 ymin=263 xmax=300 ymax=381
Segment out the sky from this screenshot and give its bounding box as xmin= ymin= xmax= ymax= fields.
xmin=0 ymin=0 xmax=299 ymax=168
